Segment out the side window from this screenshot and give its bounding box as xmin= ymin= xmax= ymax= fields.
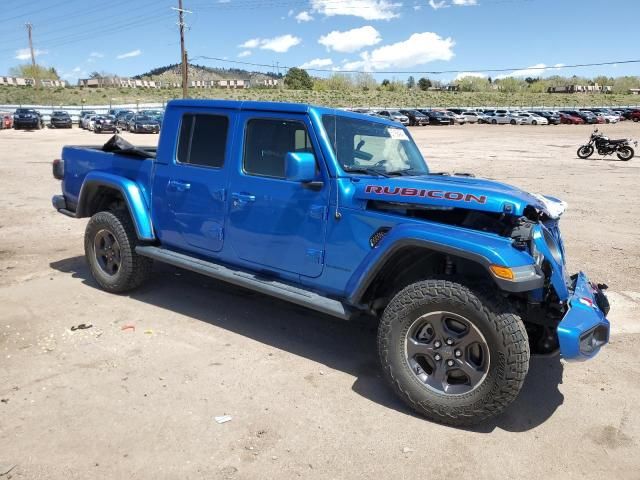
xmin=243 ymin=118 xmax=313 ymax=178
xmin=177 ymin=113 xmax=228 ymax=168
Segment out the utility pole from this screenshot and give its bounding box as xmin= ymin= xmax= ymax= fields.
xmin=26 ymin=22 xmax=39 ymax=88
xmin=172 ymin=1 xmax=191 ymax=98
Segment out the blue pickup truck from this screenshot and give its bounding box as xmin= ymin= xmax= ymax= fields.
xmin=52 ymin=99 xmax=610 ymax=425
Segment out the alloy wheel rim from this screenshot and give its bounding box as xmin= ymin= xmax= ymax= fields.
xmin=405 ymin=311 xmax=490 ymax=395
xmin=93 ymin=229 xmax=121 ymax=276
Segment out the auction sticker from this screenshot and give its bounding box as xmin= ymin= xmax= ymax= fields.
xmin=388 ymin=128 xmax=409 ymax=141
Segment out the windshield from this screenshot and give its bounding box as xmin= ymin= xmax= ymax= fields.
xmin=135 ymin=115 xmax=151 ymax=121
xmin=322 ymin=114 xmax=428 ymax=175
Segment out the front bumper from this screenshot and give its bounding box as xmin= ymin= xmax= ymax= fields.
xmin=557 ymin=272 xmax=610 ymax=361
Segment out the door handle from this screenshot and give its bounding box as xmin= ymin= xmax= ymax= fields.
xmin=167 ymin=180 xmax=191 ymax=192
xmin=231 ymin=192 xmax=256 ymax=206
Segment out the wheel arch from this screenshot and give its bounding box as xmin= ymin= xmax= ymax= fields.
xmin=77 ymin=172 xmax=155 ymax=241
xmin=346 ymin=225 xmax=542 ymax=309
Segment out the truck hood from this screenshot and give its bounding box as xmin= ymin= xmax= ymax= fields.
xmin=354 ymin=174 xmax=566 ymax=218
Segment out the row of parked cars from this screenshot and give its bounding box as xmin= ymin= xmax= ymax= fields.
xmin=348 ymin=107 xmax=640 ymax=126
xmin=77 ymin=109 xmax=163 ymax=134
xmin=0 ymin=108 xmax=164 ymax=133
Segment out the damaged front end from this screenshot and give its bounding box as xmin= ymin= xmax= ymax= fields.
xmin=510 ymin=198 xmax=610 ymax=360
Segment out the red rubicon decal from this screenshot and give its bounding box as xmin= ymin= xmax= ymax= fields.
xmin=364 ymin=185 xmax=487 ymax=204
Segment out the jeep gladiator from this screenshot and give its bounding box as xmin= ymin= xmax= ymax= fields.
xmin=52 ymin=99 xmax=610 ymax=425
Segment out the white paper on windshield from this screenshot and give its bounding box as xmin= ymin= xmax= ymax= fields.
xmin=387 ymin=128 xmax=409 ymax=141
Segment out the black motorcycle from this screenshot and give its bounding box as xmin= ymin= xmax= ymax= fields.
xmin=577 ymin=129 xmax=636 ymax=161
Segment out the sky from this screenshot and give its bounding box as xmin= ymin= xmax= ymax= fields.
xmin=1 ymin=0 xmax=639 ymax=84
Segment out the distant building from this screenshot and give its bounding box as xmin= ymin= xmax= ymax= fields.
xmin=630 ymin=88 xmax=640 ymax=95
xmin=0 ymin=76 xmax=66 ymax=87
xmin=547 ymin=84 xmax=612 ymax=94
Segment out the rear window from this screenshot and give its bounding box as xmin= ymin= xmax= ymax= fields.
xmin=177 ymin=113 xmax=229 ymax=168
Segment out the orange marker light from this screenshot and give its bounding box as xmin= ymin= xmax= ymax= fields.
xmin=489 ymin=265 xmax=514 ymax=280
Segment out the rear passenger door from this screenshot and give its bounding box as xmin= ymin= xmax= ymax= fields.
xmin=226 ymin=112 xmax=329 ymax=278
xmin=153 ymin=110 xmax=234 ymax=254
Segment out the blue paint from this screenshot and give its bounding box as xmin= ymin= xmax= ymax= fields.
xmin=55 ymin=99 xmax=609 ymax=362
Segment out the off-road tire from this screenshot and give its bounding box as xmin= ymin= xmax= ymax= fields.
xmin=617 ymin=146 xmax=634 ymax=161
xmin=577 ymin=145 xmax=594 ymax=159
xmin=378 ymin=279 xmax=529 ymax=426
xmin=84 ymin=210 xmax=152 ymax=293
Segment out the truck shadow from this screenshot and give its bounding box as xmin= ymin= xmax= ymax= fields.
xmin=50 ymin=255 xmax=564 ymax=433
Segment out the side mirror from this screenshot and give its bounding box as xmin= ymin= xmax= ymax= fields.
xmin=285 ymin=152 xmax=316 ymax=183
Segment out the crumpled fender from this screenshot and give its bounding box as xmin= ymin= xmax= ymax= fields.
xmin=346 ymin=222 xmax=539 ymax=304
xmin=77 ymin=171 xmax=154 ymax=240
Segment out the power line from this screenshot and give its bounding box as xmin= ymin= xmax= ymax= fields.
xmin=191 ymin=55 xmax=640 ymax=76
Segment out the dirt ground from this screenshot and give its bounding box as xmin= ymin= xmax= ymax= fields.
xmin=0 ymin=122 xmax=639 ymax=480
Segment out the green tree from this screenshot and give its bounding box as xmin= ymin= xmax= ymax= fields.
xmin=9 ymin=64 xmax=60 ymax=80
xmin=354 ymin=72 xmax=377 ymax=91
xmin=284 ymin=67 xmax=313 ymax=90
xmin=455 ymin=75 xmax=490 ymax=92
xmin=381 ymin=79 xmax=390 ymax=87
xmin=406 ymin=76 xmax=416 ymax=89
xmin=418 ymin=77 xmax=432 ymax=91
xmin=326 ymin=73 xmax=354 ymax=91
xmin=496 ymin=76 xmax=525 ymax=93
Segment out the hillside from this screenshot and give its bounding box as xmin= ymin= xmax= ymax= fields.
xmin=1 ymin=85 xmax=639 ymax=109
xmin=134 ymin=63 xmax=279 ymax=84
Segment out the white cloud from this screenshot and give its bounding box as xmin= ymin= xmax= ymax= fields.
xmin=89 ymin=52 xmax=104 ymax=58
xmin=238 ymin=35 xmax=301 ymax=53
xmin=311 ymin=0 xmax=400 ymax=20
xmin=295 ymin=11 xmax=314 ymax=22
xmin=429 ymin=0 xmax=477 ymax=9
xmin=238 ymin=50 xmax=252 ymax=58
xmin=239 ymin=38 xmax=261 ymax=49
xmin=299 ymin=58 xmax=333 ymax=69
xmin=116 ymin=49 xmax=142 ymax=59
xmin=319 ymin=26 xmax=381 ymax=53
xmin=15 ymin=48 xmax=48 ymax=60
xmin=454 ymin=71 xmax=487 ymax=80
xmin=342 ymin=32 xmax=455 ymax=71
xmin=495 ymin=63 xmax=564 ymax=79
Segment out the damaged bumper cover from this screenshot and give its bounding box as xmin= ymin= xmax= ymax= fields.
xmin=557 ymin=272 xmax=610 ymax=361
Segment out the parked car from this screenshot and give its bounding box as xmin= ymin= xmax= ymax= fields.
xmin=418 ymin=110 xmax=452 ymax=125
xmin=116 ymin=111 xmax=135 ymax=128
xmin=50 ymin=111 xmax=73 ymax=129
xmin=559 ymin=110 xmax=597 ymax=124
xmin=515 ymin=112 xmax=548 ymax=125
xmin=1 ymin=112 xmax=14 ymax=130
xmin=476 ymin=112 xmax=494 ymax=124
xmin=587 ymin=110 xmax=619 ymax=124
xmin=487 ymin=113 xmax=523 ymax=125
xmin=558 ymin=112 xmax=585 ymax=124
xmin=127 ymin=114 xmax=161 ymax=133
xmin=94 ymin=115 xmax=117 ymax=134
xmin=399 ymin=109 xmax=429 ymax=126
xmin=531 ymin=111 xmax=561 ymax=125
xmin=376 ymin=110 xmax=410 ymax=126
xmin=621 ymin=109 xmax=639 ymax=120
xmin=457 ymin=111 xmax=480 ymax=124
xmin=79 ymin=111 xmax=97 ymax=129
xmin=630 ymin=111 xmax=640 ymax=122
xmin=13 ymin=108 xmax=44 ymax=130
xmin=441 ymin=110 xmax=466 ymax=125
xmin=86 ymin=115 xmax=99 ymax=131
xmin=51 ymin=99 xmax=611 ymax=426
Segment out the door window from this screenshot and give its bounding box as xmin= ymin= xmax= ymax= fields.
xmin=243 ymin=119 xmax=314 ymax=178
xmin=177 ymin=114 xmax=229 ymax=168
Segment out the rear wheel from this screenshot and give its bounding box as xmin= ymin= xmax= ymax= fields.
xmin=577 ymin=145 xmax=594 ymax=158
xmin=532 ymin=120 xmax=537 ymax=125
xmin=84 ymin=210 xmax=152 ymax=293
xmin=378 ymin=279 xmax=529 ymax=426
xmin=510 ymin=119 xmax=517 ymax=125
xmin=491 ymin=119 xmax=497 ymax=125
xmin=617 ymin=146 xmax=634 ymax=161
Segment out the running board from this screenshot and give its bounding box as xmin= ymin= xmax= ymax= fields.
xmin=136 ymin=246 xmax=353 ymax=320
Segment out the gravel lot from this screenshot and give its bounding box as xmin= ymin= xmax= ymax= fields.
xmin=1 ymin=123 xmax=639 ymax=479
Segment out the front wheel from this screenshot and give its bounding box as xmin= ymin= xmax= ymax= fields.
xmin=617 ymin=146 xmax=634 ymax=161
xmin=532 ymin=120 xmax=537 ymax=125
xmin=84 ymin=210 xmax=153 ymax=293
xmin=377 ymin=279 xmax=529 ymax=426
xmin=510 ymin=119 xmax=516 ymax=125
xmin=577 ymin=145 xmax=594 ymax=158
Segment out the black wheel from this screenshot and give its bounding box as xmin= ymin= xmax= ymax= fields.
xmin=491 ymin=119 xmax=497 ymax=125
xmin=577 ymin=145 xmax=594 ymax=159
xmin=617 ymin=146 xmax=634 ymax=161
xmin=84 ymin=210 xmax=152 ymax=293
xmin=633 ymin=117 xmax=639 ymax=123
xmin=510 ymin=119 xmax=517 ymax=125
xmin=378 ymin=279 xmax=529 ymax=426
xmin=532 ymin=120 xmax=537 ymax=125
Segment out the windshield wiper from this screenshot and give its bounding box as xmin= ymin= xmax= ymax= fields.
xmin=386 ymin=168 xmax=423 ymax=176
xmin=342 ymin=166 xmax=390 ymax=177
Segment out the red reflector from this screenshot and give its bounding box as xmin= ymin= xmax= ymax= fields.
xmin=578 ymin=297 xmax=594 ymax=307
